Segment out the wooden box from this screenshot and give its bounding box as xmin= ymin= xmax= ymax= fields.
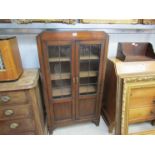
xmin=0 ymin=37 xmax=23 ymax=81
xmin=116 ymin=42 xmax=155 ymax=61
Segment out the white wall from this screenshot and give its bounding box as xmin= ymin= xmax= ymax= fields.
xmin=13 ymin=33 xmax=155 ymax=69
xmin=16 ymin=35 xmax=39 ymax=68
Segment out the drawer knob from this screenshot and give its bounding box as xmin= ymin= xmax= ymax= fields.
xmin=10 ymin=123 xmax=19 ymax=129
xmin=153 ymin=100 xmax=155 ymax=104
xmin=4 ymin=109 xmax=14 ymax=116
xmin=0 ymin=96 xmax=11 ymax=103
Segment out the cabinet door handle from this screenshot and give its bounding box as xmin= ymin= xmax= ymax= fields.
xmin=10 ymin=123 xmax=19 ymax=129
xmin=152 ymin=100 xmax=155 ymax=104
xmin=0 ymin=96 xmax=11 ymax=103
xmin=73 ymin=77 xmax=76 ymax=84
xmin=4 ymin=109 xmax=14 ymax=116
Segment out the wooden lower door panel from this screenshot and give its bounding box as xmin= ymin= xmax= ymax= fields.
xmin=52 ymin=101 xmax=73 ymax=122
xmin=129 ymin=106 xmax=155 ymax=123
xmin=77 ymin=97 xmax=96 ymax=119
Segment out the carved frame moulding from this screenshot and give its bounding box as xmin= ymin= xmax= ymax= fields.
xmin=13 ymin=19 xmax=76 ymax=24
xmin=120 ymin=74 xmax=155 ymax=135
xmin=80 ymin=19 xmax=141 ymax=24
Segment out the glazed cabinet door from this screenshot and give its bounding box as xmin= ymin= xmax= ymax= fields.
xmin=43 ymin=41 xmax=76 ymax=123
xmin=75 ymin=41 xmax=105 ymax=120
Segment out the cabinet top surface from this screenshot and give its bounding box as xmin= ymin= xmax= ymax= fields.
xmin=0 ymin=69 xmax=39 ymax=91
xmin=39 ymin=31 xmax=108 ymax=41
xmin=110 ymin=58 xmax=155 ymax=77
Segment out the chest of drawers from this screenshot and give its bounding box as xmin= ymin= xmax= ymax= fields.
xmin=0 ymin=69 xmax=46 ymax=135
xmin=102 ymin=58 xmax=155 ymax=134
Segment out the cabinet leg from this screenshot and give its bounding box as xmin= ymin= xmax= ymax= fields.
xmin=151 ymin=120 xmax=155 ymax=126
xmin=48 ymin=127 xmax=54 ymax=135
xmin=108 ymin=125 xmax=114 ymax=134
xmin=92 ymin=119 xmax=100 ymax=126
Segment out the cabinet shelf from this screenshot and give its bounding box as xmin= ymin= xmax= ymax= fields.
xmin=51 ymin=71 xmax=98 ymax=81
xmin=79 ymin=85 xmax=96 ymax=94
xmin=52 ymin=87 xmax=71 ymax=97
xmin=53 ymin=85 xmax=96 ymax=97
xmin=80 ymin=71 xmax=98 ymax=78
xmin=49 ymin=55 xmax=98 ymax=62
xmin=49 ymin=57 xmax=70 ymax=62
xmin=51 ymin=73 xmax=71 ymax=80
xmin=80 ymin=55 xmax=99 ymax=60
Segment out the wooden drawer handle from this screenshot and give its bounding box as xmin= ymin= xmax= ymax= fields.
xmin=4 ymin=109 xmax=14 ymax=116
xmin=73 ymin=77 xmax=76 ymax=84
xmin=10 ymin=123 xmax=19 ymax=129
xmin=0 ymin=96 xmax=11 ymax=103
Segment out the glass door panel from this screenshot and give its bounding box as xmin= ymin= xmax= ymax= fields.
xmin=48 ymin=45 xmax=72 ymax=99
xmin=79 ymin=44 xmax=101 ymax=96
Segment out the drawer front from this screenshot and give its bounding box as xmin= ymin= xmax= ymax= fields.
xmin=0 ymin=118 xmax=35 ymax=135
xmin=0 ymin=104 xmax=32 ymax=120
xmin=0 ymin=91 xmax=29 ymax=106
xmin=129 ymin=87 xmax=155 ymax=108
xmin=129 ymin=106 xmax=155 ymax=123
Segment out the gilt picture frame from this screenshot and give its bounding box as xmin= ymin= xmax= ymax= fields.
xmin=120 ymin=74 xmax=155 ymax=135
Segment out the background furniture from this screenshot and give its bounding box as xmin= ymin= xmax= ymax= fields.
xmin=0 ymin=69 xmax=46 ymax=135
xmin=0 ymin=37 xmax=23 ymax=81
xmin=116 ymin=42 xmax=155 ymax=61
xmin=37 ymin=31 xmax=109 ymax=133
xmin=102 ymin=58 xmax=155 ymax=134
xmin=118 ymin=72 xmax=155 ymax=135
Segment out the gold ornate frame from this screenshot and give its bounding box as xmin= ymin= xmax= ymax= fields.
xmin=120 ymin=74 xmax=155 ymax=135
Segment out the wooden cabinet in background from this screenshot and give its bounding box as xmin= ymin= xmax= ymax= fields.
xmin=37 ymin=31 xmax=109 ymax=133
xmin=0 ymin=70 xmax=46 ymax=135
xmin=102 ymin=58 xmax=155 ymax=134
xmin=0 ymin=37 xmax=23 ymax=81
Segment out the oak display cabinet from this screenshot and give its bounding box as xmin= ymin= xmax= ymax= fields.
xmin=37 ymin=31 xmax=109 ymax=133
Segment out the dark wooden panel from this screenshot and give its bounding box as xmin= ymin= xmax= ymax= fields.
xmin=53 ymin=102 xmax=73 ymax=122
xmin=101 ymin=59 xmax=117 ymax=132
xmin=78 ymin=98 xmax=96 ymax=118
